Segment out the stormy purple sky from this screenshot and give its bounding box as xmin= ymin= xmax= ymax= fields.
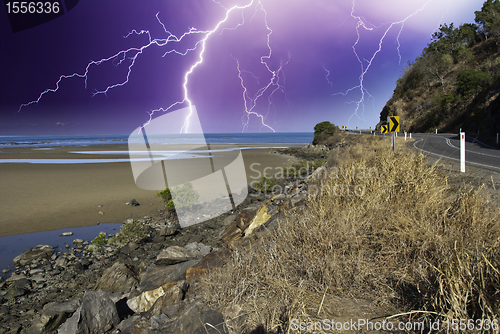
xmin=0 ymin=0 xmax=485 ymax=135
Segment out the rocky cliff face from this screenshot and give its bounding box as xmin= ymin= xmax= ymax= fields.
xmin=378 ymin=36 xmax=500 ymax=146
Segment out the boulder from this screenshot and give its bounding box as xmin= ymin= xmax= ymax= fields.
xmin=220 ymin=209 xmax=256 ymax=249
xmin=155 ymin=246 xmax=198 ymax=265
xmin=185 ymin=249 xmax=231 ymax=285
xmin=28 ymin=300 xmax=80 ymax=333
xmin=139 ymin=260 xmax=199 ymax=292
xmin=13 ymin=245 xmax=54 ymax=268
xmin=94 ymin=262 xmax=139 ymax=293
xmin=167 ymin=302 xmax=228 ymax=334
xmin=127 ymin=280 xmax=186 ymax=314
xmin=58 ymin=290 xmax=120 ymax=334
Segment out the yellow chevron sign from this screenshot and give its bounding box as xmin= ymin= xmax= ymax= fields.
xmin=381 ymin=125 xmax=388 ymax=134
xmin=389 ymin=116 xmax=400 ymax=133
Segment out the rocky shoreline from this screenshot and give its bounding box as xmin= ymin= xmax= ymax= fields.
xmin=0 ymin=145 xmax=327 ymax=334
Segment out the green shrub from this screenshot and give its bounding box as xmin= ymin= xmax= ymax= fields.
xmin=456 ymin=69 xmax=492 ymax=96
xmin=157 ymin=182 xmax=199 ymax=211
xmin=109 ymin=220 xmax=147 ymax=245
xmin=252 ymin=174 xmax=278 ymax=193
xmin=313 ymin=121 xmax=339 ymax=145
xmin=90 ymin=232 xmax=108 ymax=248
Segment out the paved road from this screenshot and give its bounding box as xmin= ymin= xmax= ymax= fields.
xmin=409 ymin=133 xmax=500 ymax=172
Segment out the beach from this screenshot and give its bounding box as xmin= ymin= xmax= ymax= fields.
xmin=0 ymin=144 xmax=297 ymax=237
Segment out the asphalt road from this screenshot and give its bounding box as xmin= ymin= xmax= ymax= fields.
xmin=409 ymin=133 xmax=500 ymax=172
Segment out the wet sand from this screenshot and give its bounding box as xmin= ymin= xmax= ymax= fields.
xmin=0 ymin=144 xmax=297 ymax=237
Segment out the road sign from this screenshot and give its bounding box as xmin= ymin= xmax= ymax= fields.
xmin=356 ymin=126 xmax=358 ymax=129
xmin=389 ymin=116 xmax=400 ymax=132
xmin=381 ymin=125 xmax=388 ymax=134
xmin=369 ymin=127 xmax=372 ymax=129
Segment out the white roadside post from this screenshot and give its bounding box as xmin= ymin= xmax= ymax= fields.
xmin=460 ymin=132 xmax=466 ymax=173
xmin=410 ymin=133 xmax=412 ymax=139
xmin=436 ymin=129 xmax=438 ymax=134
xmin=405 ymin=131 xmax=407 ymax=141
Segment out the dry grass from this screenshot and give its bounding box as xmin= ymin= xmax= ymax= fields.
xmin=199 ymin=135 xmax=500 ymax=333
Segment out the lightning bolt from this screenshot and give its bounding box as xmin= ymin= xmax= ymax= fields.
xmin=334 ymin=0 xmax=433 ymax=128
xmin=17 ymin=0 xmax=278 ymax=134
xmin=231 ymin=1 xmax=290 ymax=133
xmin=323 ymin=65 xmax=334 ymax=89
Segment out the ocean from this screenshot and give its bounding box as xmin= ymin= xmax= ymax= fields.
xmin=0 ymin=133 xmax=313 ymax=164
xmin=0 ymin=132 xmax=313 ymax=148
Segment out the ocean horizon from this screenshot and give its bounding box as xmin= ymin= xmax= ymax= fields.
xmin=0 ymin=132 xmax=313 ymax=148
xmin=0 ymin=132 xmax=313 ymax=164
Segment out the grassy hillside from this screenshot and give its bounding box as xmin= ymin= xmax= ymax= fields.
xmin=379 ymin=0 xmax=500 ymax=147
xmin=199 ymin=135 xmax=500 ymax=333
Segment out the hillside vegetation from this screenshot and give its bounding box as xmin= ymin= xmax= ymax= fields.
xmin=379 ymin=0 xmax=500 ymax=146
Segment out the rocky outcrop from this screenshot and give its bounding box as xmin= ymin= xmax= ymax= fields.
xmin=13 ymin=245 xmax=54 ymax=268
xmin=58 ymin=290 xmax=119 ymax=334
xmin=94 ymin=262 xmax=139 ymax=294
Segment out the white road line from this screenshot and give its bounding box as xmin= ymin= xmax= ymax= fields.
xmin=445 ymin=137 xmax=500 ymax=159
xmin=413 ymin=138 xmax=500 ymax=171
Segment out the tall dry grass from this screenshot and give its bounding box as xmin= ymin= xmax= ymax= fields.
xmin=199 ymin=136 xmax=500 ymax=333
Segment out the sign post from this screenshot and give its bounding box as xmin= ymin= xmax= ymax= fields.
xmin=388 ymin=116 xmax=400 ymax=152
xmin=460 ymin=132 xmax=465 ymax=173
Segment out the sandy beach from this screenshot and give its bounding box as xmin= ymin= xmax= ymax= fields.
xmin=0 ymin=144 xmax=296 ymax=237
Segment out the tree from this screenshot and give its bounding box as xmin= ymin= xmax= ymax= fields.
xmin=313 ymin=121 xmax=338 ymax=145
xmin=456 ymin=69 xmax=492 ymax=96
xmin=421 ymin=52 xmax=453 ymax=93
xmin=475 ymin=0 xmax=500 ymax=40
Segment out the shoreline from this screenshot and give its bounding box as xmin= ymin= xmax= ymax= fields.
xmin=0 ymin=143 xmax=300 ymax=237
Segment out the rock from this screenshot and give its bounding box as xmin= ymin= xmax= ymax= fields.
xmin=1 ymin=269 xmax=10 ymax=275
xmin=13 ymin=245 xmax=54 ymax=268
xmin=30 ymin=274 xmax=46 ymax=283
xmin=220 ymin=210 xmax=256 ymax=249
xmin=6 ymin=272 xmax=26 ymax=282
xmin=185 ymin=249 xmax=231 ymax=285
xmin=60 ymin=232 xmax=73 ymax=237
xmin=55 ymin=257 xmax=68 ymax=267
xmin=139 ymin=260 xmax=199 ymax=292
xmin=184 ymin=242 xmax=212 ymax=258
xmin=114 ymin=315 xmax=151 ymax=333
xmin=13 ymin=278 xmax=31 ymax=290
xmin=159 ymin=224 xmax=178 ymax=237
xmin=222 ymin=214 xmax=236 ymax=226
xmin=72 ymin=239 xmax=84 ymax=247
xmin=145 ymin=280 xmax=186 ymax=317
xmin=58 ymin=290 xmax=120 ymax=334
xmin=167 ymin=302 xmax=228 ymax=334
xmin=61 ymin=272 xmax=75 ymax=281
xmin=29 ymin=300 xmax=80 ymax=333
xmin=127 ymin=280 xmax=185 ymax=313
xmin=126 ymin=199 xmax=140 ymax=206
xmin=149 ymin=314 xmax=170 ymax=330
xmin=155 ymin=246 xmax=198 ymax=265
xmin=94 ymin=262 xmax=139 ymax=294
xmin=244 ymin=202 xmax=273 ymax=237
